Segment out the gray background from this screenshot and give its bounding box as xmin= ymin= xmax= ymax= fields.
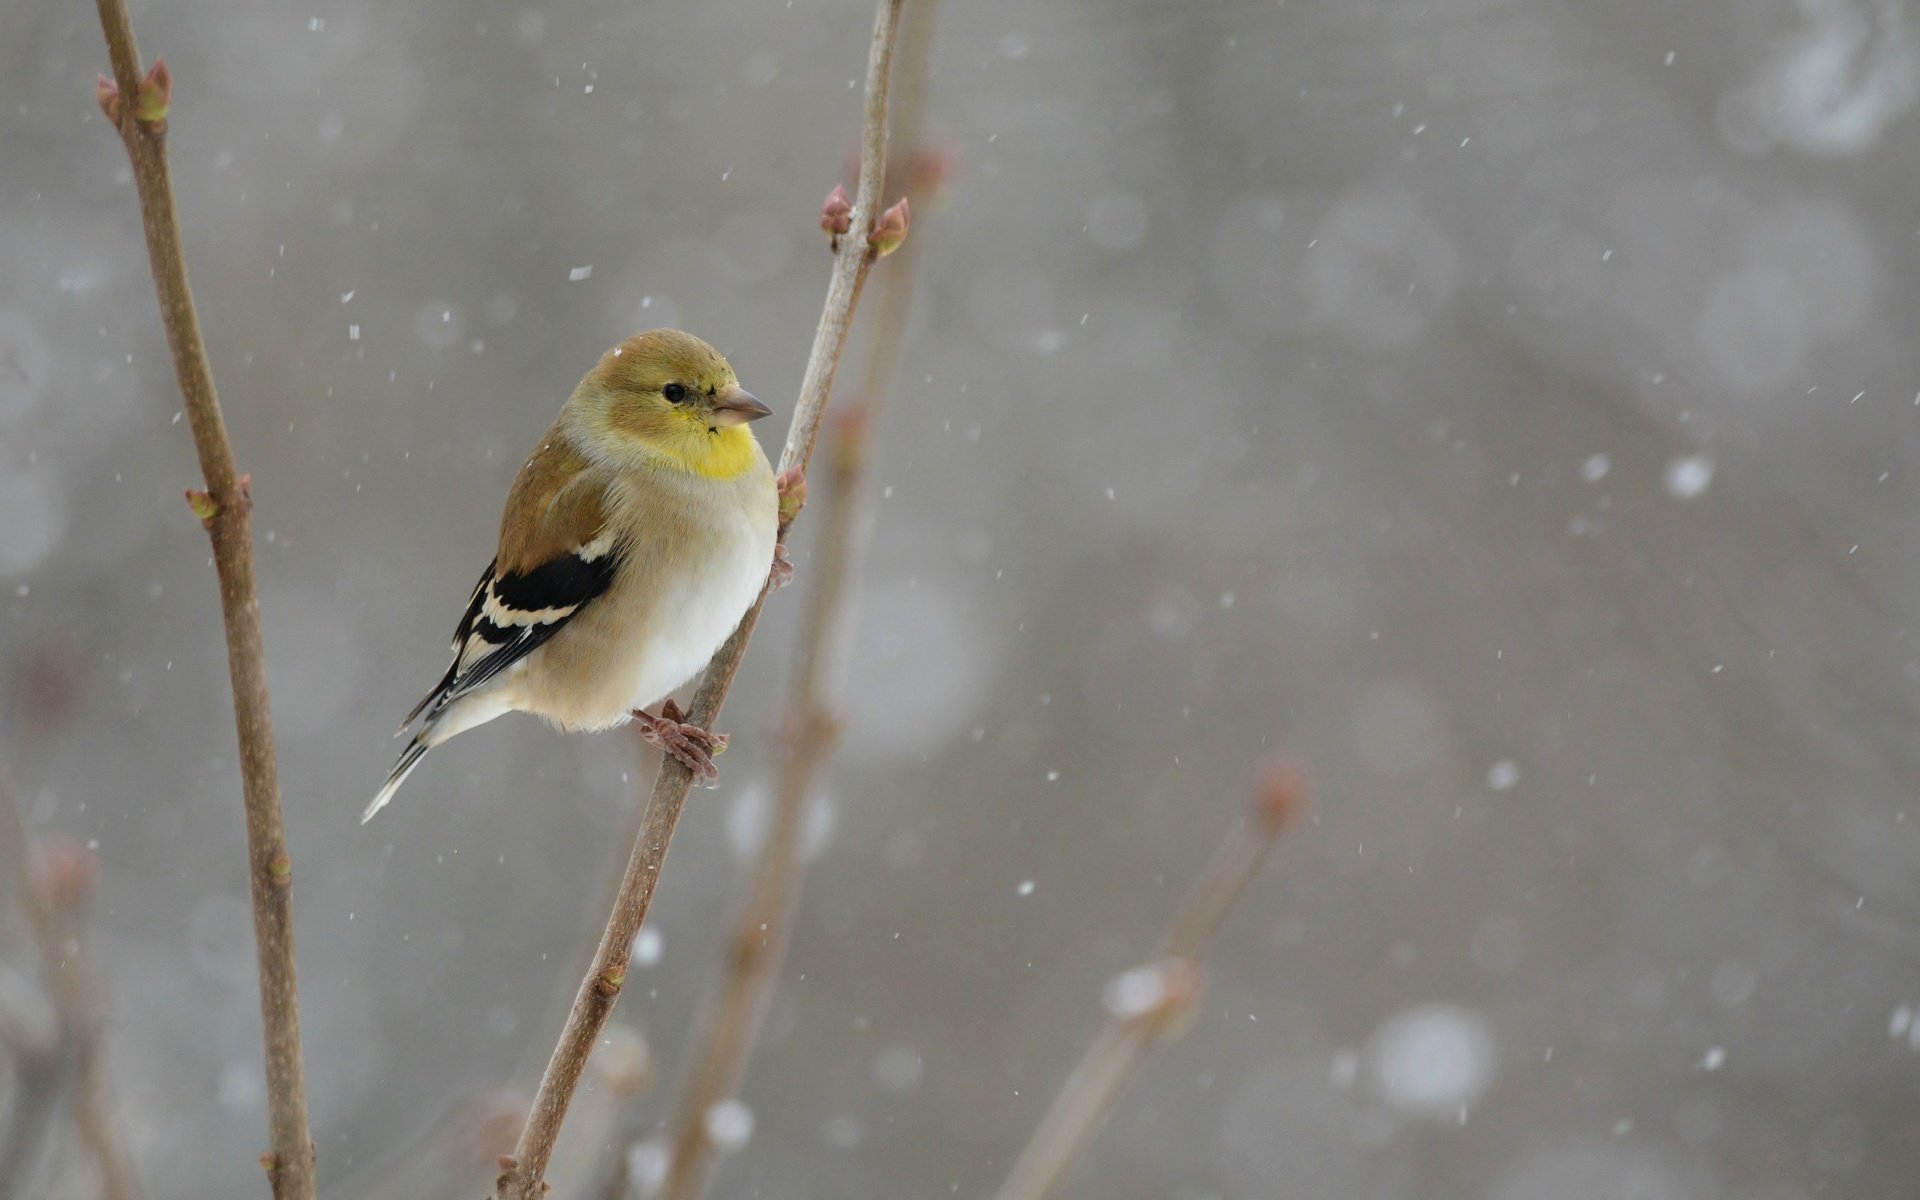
xmin=4 ymin=0 xmax=1920 ymax=1195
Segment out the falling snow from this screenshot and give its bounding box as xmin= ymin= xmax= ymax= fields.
xmin=1664 ymin=455 xmax=1716 ymax=499
xmin=704 ymin=1099 xmax=755 ymax=1152
xmin=1366 ymin=1005 xmax=1497 ymax=1119
xmin=8 ymin=3 xmax=1912 ymax=1193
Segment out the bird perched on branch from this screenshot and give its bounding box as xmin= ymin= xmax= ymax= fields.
xmin=365 ymin=329 xmax=786 ymax=823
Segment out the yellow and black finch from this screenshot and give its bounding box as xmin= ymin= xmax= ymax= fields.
xmin=365 ymin=330 xmax=780 ymax=822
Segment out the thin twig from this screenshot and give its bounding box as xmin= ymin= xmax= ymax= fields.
xmin=992 ymin=763 xmax=1305 ymax=1200
xmin=634 ymin=9 xmax=940 ymax=1197
xmin=0 ymin=780 xmax=75 ymax=1200
xmin=849 ymin=0 xmax=940 ymax=414
xmin=644 ymin=425 xmax=853 ymax=1200
xmin=0 ymin=776 xmax=142 ymax=1200
xmin=490 ymin=3 xmax=908 ymax=1196
xmin=0 ymin=1003 xmax=71 ymax=1200
xmin=88 ymin=7 xmax=314 ymax=1196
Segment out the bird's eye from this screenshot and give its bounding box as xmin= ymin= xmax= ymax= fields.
xmin=663 ymin=383 xmax=688 ymax=404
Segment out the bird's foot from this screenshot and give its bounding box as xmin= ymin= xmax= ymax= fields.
xmin=775 ymin=466 xmax=807 ymax=520
xmin=769 ymin=542 xmax=796 ymax=590
xmin=632 ymin=698 xmax=728 ymax=786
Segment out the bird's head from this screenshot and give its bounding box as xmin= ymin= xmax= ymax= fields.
xmin=570 ymin=329 xmax=773 ymax=478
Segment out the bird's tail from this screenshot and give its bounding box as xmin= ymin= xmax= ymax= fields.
xmin=363 ymin=690 xmax=513 ymax=824
xmin=363 ymin=736 xmax=431 ymax=824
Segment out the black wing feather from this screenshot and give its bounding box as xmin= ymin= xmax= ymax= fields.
xmin=399 ymin=563 xmax=497 ymax=729
xmin=399 ymin=546 xmax=621 ymax=731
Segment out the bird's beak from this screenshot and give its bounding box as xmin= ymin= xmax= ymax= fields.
xmin=709 ymin=385 xmax=773 ymax=428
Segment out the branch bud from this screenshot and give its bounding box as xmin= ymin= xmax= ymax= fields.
xmin=593 ymin=965 xmax=626 ymax=998
xmin=868 ymin=196 xmax=910 ymax=257
xmin=96 ymin=75 xmax=122 ymax=124
xmin=185 ymin=488 xmax=220 ymax=524
xmin=819 ymin=184 xmax=853 ymax=246
xmin=134 ymin=57 xmax=172 ymax=129
xmin=1254 ymin=757 xmax=1307 ymax=833
xmin=268 ymin=850 xmax=293 ymax=888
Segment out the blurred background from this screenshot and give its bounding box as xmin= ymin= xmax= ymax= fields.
xmin=5 ymin=0 xmax=1920 ymax=1194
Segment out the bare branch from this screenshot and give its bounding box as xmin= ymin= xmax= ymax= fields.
xmin=0 ymin=1002 xmax=71 ymax=1200
xmin=992 ymin=763 xmax=1306 ymax=1200
xmin=0 ymin=776 xmax=142 ymax=1200
xmin=89 ymin=5 xmax=314 ymax=1195
xmin=490 ymin=3 xmax=908 ymax=1196
xmin=0 ymin=778 xmax=74 ymax=1199
xmin=628 ymin=9 xmax=942 ymax=1197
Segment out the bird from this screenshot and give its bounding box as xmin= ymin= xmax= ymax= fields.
xmin=364 ymin=329 xmax=785 ymax=823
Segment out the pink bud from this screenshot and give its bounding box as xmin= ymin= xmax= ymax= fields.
xmin=867 ymin=197 xmax=910 ymax=257
xmin=96 ymin=75 xmax=122 ymax=123
xmin=819 ymin=184 xmax=853 ymax=240
xmin=1254 ymin=758 xmax=1307 ymax=833
xmin=134 ymin=57 xmax=172 ymax=128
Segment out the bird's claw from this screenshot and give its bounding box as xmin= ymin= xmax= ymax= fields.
xmin=769 ymin=543 xmax=796 ymax=590
xmin=775 ymin=467 xmax=807 ymax=527
xmin=633 ymin=699 xmax=728 ymax=787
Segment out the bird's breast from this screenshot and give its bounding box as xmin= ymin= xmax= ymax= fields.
xmin=621 ymin=477 xmax=776 ymax=704
xmin=520 ymin=465 xmax=775 ymax=730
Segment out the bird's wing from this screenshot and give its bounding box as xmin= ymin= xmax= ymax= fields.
xmin=400 ymin=436 xmax=623 ymax=729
